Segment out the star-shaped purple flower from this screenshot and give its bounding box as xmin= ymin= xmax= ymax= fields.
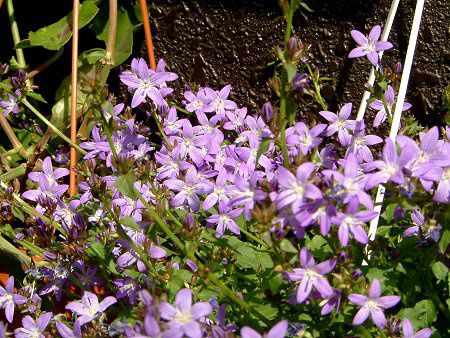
xmin=348 ymin=25 xmax=393 ymax=66
xmin=65 ymin=291 xmax=117 ymax=326
xmin=0 ymin=276 xmax=27 ymax=323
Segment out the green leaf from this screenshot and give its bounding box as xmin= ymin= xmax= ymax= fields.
xmin=28 ymin=0 xmax=100 ymax=50
xmin=91 ymin=6 xmax=133 ymax=66
xmin=165 ymin=269 xmax=192 ymax=297
xmin=266 ymin=272 xmax=283 ymax=293
xmin=121 ymin=217 xmax=140 ymax=231
xmin=284 ymin=63 xmax=297 ymax=82
xmin=26 ymin=91 xmax=47 ymax=104
xmin=11 ymin=205 xmax=25 ymax=222
xmin=431 ymin=261 xmax=449 ymax=281
xmin=79 ymin=48 xmax=106 ymax=65
xmin=439 ymin=230 xmax=450 ymax=254
xmin=397 ymin=300 xmax=437 ymax=329
xmin=86 ymin=238 xmax=106 ymax=261
xmin=279 ymin=239 xmax=298 ymax=253
xmin=256 ymin=139 xmax=273 ymax=163
xmin=115 ymin=172 xmax=138 ymax=199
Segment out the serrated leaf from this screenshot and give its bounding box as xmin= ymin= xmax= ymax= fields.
xmin=397 ymin=300 xmax=437 ymax=329
xmin=28 ymin=0 xmax=100 ymax=50
xmin=121 ymin=217 xmax=140 ymax=231
xmin=116 ymin=172 xmax=138 ymax=200
xmin=166 ymin=269 xmax=192 ymax=297
xmin=86 ymin=239 xmax=106 ymax=260
xmin=26 ymin=91 xmax=47 ymax=103
xmin=280 ymin=239 xmax=297 ymax=253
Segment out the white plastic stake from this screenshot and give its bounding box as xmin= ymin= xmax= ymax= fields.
xmin=368 ymin=0 xmax=426 ymax=241
xmin=356 ymin=0 xmax=401 ymax=121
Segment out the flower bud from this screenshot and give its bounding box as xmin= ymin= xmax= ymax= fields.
xmin=351 ymin=268 xmax=363 ymax=280
xmin=262 ymin=102 xmax=274 ymax=122
xmin=292 ymin=73 xmax=309 ymax=91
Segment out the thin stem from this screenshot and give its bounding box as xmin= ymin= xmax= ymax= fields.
xmin=139 ymin=0 xmax=156 ymax=69
xmin=70 ymin=0 xmax=80 ymax=197
xmin=0 ymin=164 xmax=25 ymax=183
xmin=239 ymin=227 xmax=270 ymax=250
xmin=0 ymin=112 xmax=29 ymax=157
xmin=306 ymin=64 xmax=327 ymax=111
xmin=6 ymin=0 xmax=26 ymax=68
xmin=152 ymin=111 xmax=171 ymax=148
xmin=105 ymin=204 xmax=158 ymax=276
xmin=27 ymin=48 xmax=64 ymax=79
xmin=105 ymin=0 xmax=118 ymax=65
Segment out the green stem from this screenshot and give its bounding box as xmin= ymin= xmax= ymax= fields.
xmin=306 ymin=64 xmax=327 ymax=111
xmin=6 ymin=0 xmax=26 ymax=68
xmin=0 ymin=164 xmax=25 ymax=183
xmin=105 ymin=204 xmax=157 ymax=276
xmin=27 ymin=48 xmax=64 ymax=79
xmin=0 ymin=111 xmax=29 ymax=158
xmin=152 ymin=111 xmax=172 ymax=148
xmin=102 ymin=120 xmax=118 ymax=160
xmin=0 ymin=84 xmax=87 ymax=155
xmin=240 ymin=227 xmax=270 ymax=250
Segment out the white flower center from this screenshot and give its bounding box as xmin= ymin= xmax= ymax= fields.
xmin=192 ymin=101 xmax=203 ymax=109
xmin=0 ymin=294 xmax=13 ymax=306
xmin=305 ymin=268 xmax=320 ymax=281
xmin=86 ymin=304 xmax=101 ymax=318
xmin=141 ymin=79 xmax=154 ymax=89
xmin=183 ymin=185 xmax=195 ymax=196
xmin=29 ymin=329 xmax=42 ymax=338
xmin=365 ymin=299 xmax=380 ymax=311
xmin=442 ymin=167 xmax=450 ymax=181
xmin=213 ymin=98 xmax=224 ymax=110
xmin=293 ymin=184 xmax=304 ymax=198
xmin=219 ymin=215 xmax=231 ymax=224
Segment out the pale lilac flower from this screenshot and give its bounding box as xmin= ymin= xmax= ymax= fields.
xmin=0 ymin=276 xmax=27 ymax=323
xmin=155 ymin=148 xmax=190 ymax=180
xmin=0 ymin=90 xmax=20 ymax=116
xmin=319 ymin=103 xmax=357 ymax=146
xmin=370 ymin=86 xmax=411 ymax=127
xmin=333 ymin=197 xmax=376 ymax=247
xmin=163 ymin=107 xmax=186 ymax=135
xmin=229 ymin=174 xmax=265 ymax=219
xmin=113 ymin=276 xmax=141 ymax=304
xmin=184 ymin=89 xmax=209 ymax=114
xmin=348 ymin=278 xmax=400 ymax=328
xmin=171 ymin=121 xmax=210 ymax=165
xmin=275 ymin=162 xmax=322 ymax=213
xmin=204 ymin=85 xmax=237 ymax=115
xmin=14 ymin=312 xmax=53 ymax=338
xmin=284 ymin=248 xmax=336 ymax=303
xmin=348 ymin=25 xmax=393 ymax=66
xmin=320 ymin=289 xmax=341 ymax=315
xmin=433 ymin=143 xmax=450 ymax=203
xmin=119 ymin=58 xmax=178 ymax=108
xmin=241 ymin=320 xmax=288 ymax=338
xmin=224 ymin=108 xmax=248 ymax=132
xmin=39 ymin=265 xmax=69 ymax=301
xmin=159 ymin=288 xmax=212 ymax=338
xmin=402 ymin=318 xmax=432 ymax=338
xmin=202 ymin=169 xmax=232 ymax=211
xmin=206 ymin=201 xmax=243 ymax=238
xmin=55 ymin=321 xmax=82 ymax=338
xmin=164 ymin=166 xmax=212 ymax=212
xmin=365 ymin=138 xmax=411 ymax=189
xmin=286 ymin=122 xmax=326 ymax=156
xmin=346 ymin=129 xmax=383 ymax=163
xmin=65 ymin=291 xmax=117 ymax=326
xmin=79 ymin=125 xmax=110 ymax=160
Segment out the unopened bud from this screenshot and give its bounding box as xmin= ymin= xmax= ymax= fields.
xmin=262 ymin=102 xmax=274 ymax=122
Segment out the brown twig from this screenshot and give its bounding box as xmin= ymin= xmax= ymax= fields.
xmin=139 ymin=0 xmax=156 ymax=69
xmin=70 ymin=0 xmax=80 ymax=197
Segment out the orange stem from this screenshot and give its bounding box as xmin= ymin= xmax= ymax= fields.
xmin=70 ymin=0 xmax=80 ymax=197
xmin=139 ymin=0 xmax=156 ymax=69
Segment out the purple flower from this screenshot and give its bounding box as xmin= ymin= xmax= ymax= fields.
xmin=286 ymin=122 xmax=326 ymax=156
xmin=119 ymin=58 xmax=178 ymax=108
xmin=55 ymin=321 xmax=82 ymax=338
xmin=171 ymin=121 xmax=210 ymax=165
xmin=402 ymin=318 xmax=432 ymax=338
xmin=433 ymin=142 xmax=450 ymax=203
xmin=163 ymin=106 xmax=186 ymax=136
xmin=113 ymin=276 xmax=141 ymax=304
xmin=204 ymin=85 xmax=237 ymax=116
xmin=159 ymin=288 xmax=212 ymax=338
xmin=164 ymin=165 xmax=212 ymax=212
xmin=14 ymin=312 xmax=53 ymax=338
xmin=348 ymin=278 xmax=400 ymax=328
xmin=292 ymin=73 xmax=309 ymax=91
xmin=39 ymin=265 xmax=69 ymax=301
xmin=320 ymin=289 xmax=341 ymax=315
xmin=241 ymin=320 xmax=288 ymax=338
xmin=224 ymin=108 xmax=248 ymax=132
xmin=202 ymin=169 xmax=233 ymax=211
xmin=155 ymin=148 xmax=190 ymax=180
xmin=346 ymin=129 xmax=383 ymax=163
xmin=319 ymin=103 xmax=357 ymax=146
xmin=65 ymin=291 xmax=117 ymax=326
xmin=348 ymin=25 xmax=393 ymax=66
xmin=0 ymin=276 xmax=27 ymax=323
xmin=370 ymin=86 xmax=411 ymax=127
xmin=184 ymin=89 xmax=209 ymax=114
xmin=333 ymin=197 xmax=376 ymax=247
xmin=0 ymin=90 xmax=20 ymax=116
xmin=365 ymin=137 xmax=411 ymax=189
xmin=229 ymin=174 xmax=265 ymax=219
xmin=284 ymin=248 xmax=336 ymax=303
xmin=206 ymin=201 xmax=243 ymax=238
xmin=275 ymin=162 xmax=322 ymax=213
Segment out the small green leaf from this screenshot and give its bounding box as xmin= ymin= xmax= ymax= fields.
xmin=439 ymin=230 xmax=450 ymax=254
xmin=28 ymin=0 xmax=100 ymax=50
xmin=280 ymin=239 xmax=298 ymax=253
xmin=26 ymin=92 xmax=47 ymax=104
xmin=165 ymin=269 xmax=192 ymax=297
xmin=431 ymin=261 xmax=449 ymax=281
xmin=115 ymin=172 xmax=138 ymax=200
xmin=397 ymin=300 xmax=437 ymax=329
xmin=121 ymin=217 xmax=140 ymax=231
xmin=284 ymin=63 xmax=297 ymax=82
xmin=256 ymin=139 xmax=273 ymax=163
xmin=86 ymin=239 xmax=106 ymax=261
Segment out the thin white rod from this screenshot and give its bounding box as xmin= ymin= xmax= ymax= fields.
xmin=368 ymin=0 xmax=426 ymax=241
xmin=356 ymin=0 xmax=401 ymax=121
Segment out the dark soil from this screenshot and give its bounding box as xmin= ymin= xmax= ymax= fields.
xmin=0 ymin=0 xmax=448 ymax=128
xmin=147 ymin=0 xmax=450 ymax=127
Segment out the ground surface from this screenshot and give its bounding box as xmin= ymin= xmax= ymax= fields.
xmin=0 ymin=0 xmax=448 ymax=126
